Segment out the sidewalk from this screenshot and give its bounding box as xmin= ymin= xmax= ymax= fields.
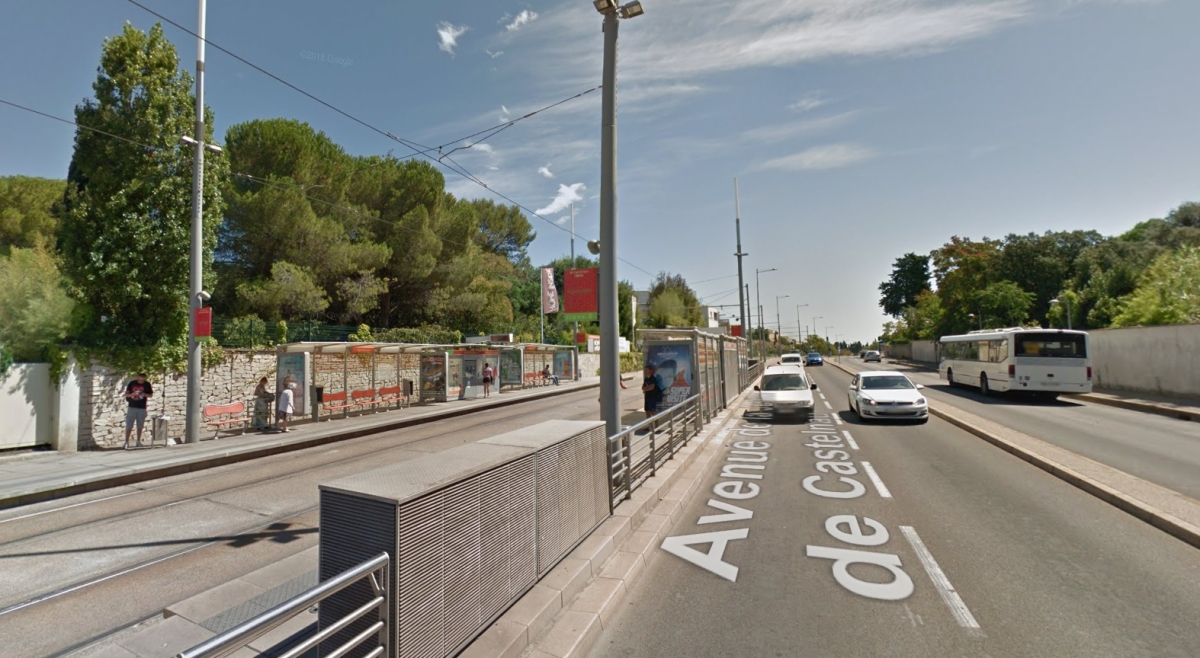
xmin=0 ymin=376 xmax=616 ymax=510
xmin=875 ymin=357 xmax=1200 ymax=424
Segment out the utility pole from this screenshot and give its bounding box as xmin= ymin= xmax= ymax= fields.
xmin=184 ymin=0 xmax=208 ymax=445
xmin=775 ymin=295 xmax=789 ymax=356
xmin=596 ymin=0 xmax=643 ymax=439
xmin=734 ymin=179 xmax=747 ymax=345
xmin=570 ymin=203 xmax=579 ymax=382
xmin=754 ymin=267 xmax=776 ymax=365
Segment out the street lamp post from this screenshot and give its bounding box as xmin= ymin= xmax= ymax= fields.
xmin=596 ymin=0 xmax=643 ymax=440
xmin=734 ymin=179 xmax=748 ymax=346
xmin=1050 ymin=297 xmax=1073 ymax=330
xmin=812 ymin=315 xmax=823 ymax=352
xmin=775 ymin=295 xmax=789 ymax=357
xmin=825 ymin=325 xmax=834 ymax=355
xmin=754 ymin=267 xmax=776 ymax=365
xmin=795 ymin=304 xmax=808 ymax=343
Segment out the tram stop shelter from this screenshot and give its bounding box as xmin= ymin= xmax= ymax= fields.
xmin=637 ymin=328 xmax=748 ymax=419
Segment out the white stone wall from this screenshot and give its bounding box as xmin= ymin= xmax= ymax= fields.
xmin=1087 ymin=324 xmax=1200 ymax=398
xmin=0 ymin=363 xmax=52 ymax=450
xmin=77 ymin=351 xmax=278 ymax=449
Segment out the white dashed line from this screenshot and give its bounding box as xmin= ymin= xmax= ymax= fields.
xmin=819 ymin=393 xmax=827 ymax=400
xmin=822 ymin=400 xmax=833 ymax=410
xmin=832 ymin=413 xmax=844 ymax=425
xmin=841 ymin=430 xmax=859 ymax=450
xmin=900 ymin=526 xmax=983 ymax=634
xmin=860 ymin=461 xmax=891 ymax=499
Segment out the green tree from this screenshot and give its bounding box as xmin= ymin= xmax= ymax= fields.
xmin=648 ymin=272 xmax=702 ymax=326
xmin=0 ymin=246 xmax=75 ymax=361
xmin=0 ymin=176 xmax=66 ymax=253
xmin=972 ymin=281 xmax=1035 ymax=328
xmin=900 ymin=290 xmax=944 ymax=340
xmin=930 ymin=236 xmax=1002 ymax=335
xmin=236 ymin=261 xmax=329 ymax=320
xmin=1112 ymin=246 xmax=1200 ymax=327
xmin=58 ymin=23 xmax=228 ymax=351
xmin=993 ymin=230 xmax=1104 ymax=325
xmin=878 ymin=253 xmax=931 ymax=317
xmin=647 ymin=290 xmax=688 ymax=328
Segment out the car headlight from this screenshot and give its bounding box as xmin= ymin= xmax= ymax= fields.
xmin=800 ymin=399 xmax=813 ymax=407
xmin=916 ymin=397 xmax=927 ymax=405
xmin=861 ymin=398 xmax=876 ymax=406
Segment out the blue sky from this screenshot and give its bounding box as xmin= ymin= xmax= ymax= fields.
xmin=2 ymin=0 xmax=1197 ymax=342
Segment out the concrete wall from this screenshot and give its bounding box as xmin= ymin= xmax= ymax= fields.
xmin=1088 ymin=324 xmax=1200 ymax=398
xmin=0 ymin=364 xmax=52 ymax=450
xmin=885 ymin=343 xmax=913 ymax=360
xmin=911 ymin=340 xmax=938 ymax=365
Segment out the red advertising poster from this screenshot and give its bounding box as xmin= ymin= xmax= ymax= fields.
xmin=562 ymin=268 xmax=598 ymax=321
xmin=194 ymin=307 xmax=212 ymax=337
xmin=731 ymin=325 xmax=743 ymax=337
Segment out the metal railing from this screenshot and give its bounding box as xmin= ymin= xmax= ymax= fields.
xmin=608 ymin=394 xmax=704 ymax=506
xmin=176 ymin=552 xmax=390 ymax=658
xmin=748 ymin=361 xmax=764 ymax=383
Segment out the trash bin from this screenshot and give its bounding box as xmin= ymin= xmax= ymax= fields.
xmin=151 ymin=414 xmax=171 ymax=447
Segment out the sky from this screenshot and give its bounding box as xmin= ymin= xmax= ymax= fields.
xmin=2 ymin=0 xmax=1197 ymax=343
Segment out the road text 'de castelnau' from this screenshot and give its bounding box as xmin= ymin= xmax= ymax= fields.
xmin=659 ymin=421 xmax=772 ymax=581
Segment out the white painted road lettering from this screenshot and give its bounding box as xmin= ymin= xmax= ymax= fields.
xmin=660 ymin=425 xmax=773 ymax=581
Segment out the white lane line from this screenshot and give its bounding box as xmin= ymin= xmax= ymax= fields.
xmin=832 ymin=413 xmax=844 ymax=425
xmin=900 ymin=525 xmax=983 ymax=634
xmin=841 ymin=430 xmax=859 ymax=450
xmin=822 ymin=400 xmax=833 ymax=410
xmin=859 ymin=461 xmax=892 ymax=499
xmin=0 ymin=490 xmax=141 ymax=525
xmin=819 ymin=393 xmax=827 ymax=400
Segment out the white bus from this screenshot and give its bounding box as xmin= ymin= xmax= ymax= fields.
xmin=938 ymin=328 xmax=1092 ymax=398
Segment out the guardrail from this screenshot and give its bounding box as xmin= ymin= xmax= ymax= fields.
xmin=748 ymin=362 xmax=764 ymax=383
xmin=176 ymin=552 xmax=389 ymax=658
xmin=608 ymin=394 xmax=704 ymax=506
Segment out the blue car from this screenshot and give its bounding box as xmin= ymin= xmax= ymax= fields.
xmin=805 ymin=352 xmax=824 ymax=366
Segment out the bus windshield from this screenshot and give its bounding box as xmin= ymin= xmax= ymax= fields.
xmin=1015 ymin=333 xmax=1087 ymax=358
xmin=762 ymin=374 xmax=807 ymax=391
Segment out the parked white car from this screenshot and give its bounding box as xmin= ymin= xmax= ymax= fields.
xmin=847 ymin=370 xmax=928 ymax=423
xmin=755 ymin=365 xmax=817 ymax=422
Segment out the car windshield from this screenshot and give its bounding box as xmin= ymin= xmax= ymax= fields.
xmin=861 ymin=376 xmax=915 ymax=390
xmin=782 ymin=356 xmax=800 ymax=362
xmin=762 ymin=374 xmax=807 ymax=391
xmin=807 ymin=353 xmax=821 ymax=358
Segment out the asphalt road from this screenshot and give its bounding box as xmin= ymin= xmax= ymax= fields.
xmin=836 ymin=358 xmax=1200 ymax=500
xmin=0 ymin=385 xmax=646 ymax=658
xmin=591 ymin=364 xmax=1200 ymax=658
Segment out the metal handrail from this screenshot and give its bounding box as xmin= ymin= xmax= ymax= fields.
xmin=176 ymin=552 xmax=390 ymax=658
xmin=608 ymin=395 xmax=704 ymax=506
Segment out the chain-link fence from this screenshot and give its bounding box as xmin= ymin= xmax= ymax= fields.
xmin=211 ymin=318 xmax=365 ymax=347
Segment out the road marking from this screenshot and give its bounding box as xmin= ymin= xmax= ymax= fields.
xmin=832 ymin=413 xmax=844 ymax=425
xmin=819 ymin=393 xmax=827 ymax=400
xmin=823 ymin=400 xmax=833 ymax=409
xmin=900 ymin=525 xmax=982 ymax=634
xmin=860 ymin=461 xmax=891 ymax=499
xmin=842 ymin=430 xmax=859 ymax=450
xmin=0 ymin=490 xmax=141 ymax=524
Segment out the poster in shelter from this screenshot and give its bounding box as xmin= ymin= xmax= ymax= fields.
xmin=644 ymin=342 xmax=695 ymax=408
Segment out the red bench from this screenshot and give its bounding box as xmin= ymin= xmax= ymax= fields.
xmin=319 ymin=391 xmax=352 ymax=420
xmin=203 ymin=401 xmax=249 ymax=438
xmin=377 ymin=385 xmax=409 ymax=410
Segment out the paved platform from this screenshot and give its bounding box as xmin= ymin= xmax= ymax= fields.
xmin=0 ymin=377 xmax=613 ymax=510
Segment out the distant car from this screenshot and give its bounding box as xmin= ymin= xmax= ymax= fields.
xmin=859 ymin=351 xmax=866 ymax=358
xmin=755 ymin=365 xmax=817 ymax=422
xmin=847 ymin=371 xmax=928 ymax=423
xmin=805 ymin=352 xmax=824 ymax=366
xmin=780 ymin=353 xmax=804 ymax=366
xmin=864 ymin=350 xmax=882 ymax=363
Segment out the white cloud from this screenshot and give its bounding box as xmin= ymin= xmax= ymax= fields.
xmin=742 ymin=110 xmax=864 ymax=142
xmin=437 ymin=22 xmax=468 ymax=56
xmin=486 ymin=49 xmax=504 ymax=58
xmin=466 ymin=142 xmax=494 ymax=154
xmin=535 ymin=182 xmax=586 ymax=215
xmin=788 ymin=92 xmax=826 ymax=112
xmin=538 ymin=164 xmax=555 ymax=178
xmin=501 ymin=105 xmax=510 ymax=115
xmin=506 ymin=9 xmax=539 ymax=31
xmin=759 ymin=144 xmax=877 ymax=171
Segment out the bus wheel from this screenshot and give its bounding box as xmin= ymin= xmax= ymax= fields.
xmin=980 ymin=374 xmax=991 ymax=396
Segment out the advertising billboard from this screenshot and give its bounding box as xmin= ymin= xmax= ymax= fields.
xmin=644 ymin=341 xmax=696 ymax=409
xmin=499 ymin=348 xmax=524 ymax=386
xmin=554 ymin=350 xmax=574 ymax=380
xmin=562 ymin=267 xmax=598 ymax=322
xmin=419 ymin=352 xmax=448 ymax=403
xmin=276 ymin=352 xmax=309 ymax=416
xmin=541 ymin=266 xmax=560 ymax=314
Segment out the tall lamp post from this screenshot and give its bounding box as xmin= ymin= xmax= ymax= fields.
xmin=774 ymin=294 xmax=789 ymax=357
xmin=795 ymin=304 xmax=808 ymax=343
xmin=1050 ymin=298 xmax=1073 ymax=330
xmin=825 ymin=325 xmax=834 ymax=355
xmin=754 ymin=267 xmax=776 ymax=365
xmin=812 ymin=315 xmax=823 ymax=352
xmin=595 ymin=0 xmax=644 ymax=440
xmin=182 ymin=0 xmax=223 ymax=445
xmin=733 ymin=179 xmax=748 ymax=345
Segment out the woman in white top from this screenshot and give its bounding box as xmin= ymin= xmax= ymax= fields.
xmin=277 ymin=381 xmax=296 ymax=432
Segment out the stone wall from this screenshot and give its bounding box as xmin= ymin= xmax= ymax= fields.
xmin=1088 ymin=324 xmax=1200 ymax=398
xmin=77 ymin=350 xmax=278 ymax=449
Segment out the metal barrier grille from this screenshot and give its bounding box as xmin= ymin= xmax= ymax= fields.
xmin=318 ymin=492 xmax=395 ymax=658
xmin=398 ymin=493 xmax=444 ymax=658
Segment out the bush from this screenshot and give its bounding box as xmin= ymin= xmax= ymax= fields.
xmin=372 ymin=325 xmax=462 ymax=345
xmin=0 ymin=246 xmax=75 ymax=362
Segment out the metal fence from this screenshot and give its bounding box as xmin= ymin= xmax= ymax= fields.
xmin=176 ymin=552 xmax=389 ymax=658
xmin=748 ymin=361 xmax=764 ymax=383
xmin=608 ymin=394 xmax=705 ymax=506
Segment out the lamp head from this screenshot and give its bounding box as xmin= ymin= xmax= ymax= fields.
xmin=594 ymin=0 xmax=617 ymax=13
xmin=619 ymin=1 xmax=645 ymax=18
xmin=587 ymin=240 xmax=601 ymax=255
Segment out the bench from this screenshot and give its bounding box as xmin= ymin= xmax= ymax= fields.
xmin=319 ymin=391 xmax=353 ymax=420
xmin=524 ymin=372 xmax=553 ymax=388
xmin=352 ymin=388 xmax=389 ymax=412
xmin=203 ymin=401 xmax=250 ymax=438
xmin=377 ymin=385 xmax=409 ymax=410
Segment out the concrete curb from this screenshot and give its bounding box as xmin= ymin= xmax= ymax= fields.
xmin=460 ymin=385 xmax=759 ymax=658
xmin=1 ymin=380 xmax=601 ymax=510
xmin=1065 ymin=392 xmax=1199 ymax=424
xmin=827 ymin=359 xmax=1200 ymax=550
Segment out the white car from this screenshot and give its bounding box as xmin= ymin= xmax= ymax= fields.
xmin=847 ymin=370 xmax=928 ymax=423
xmin=780 ymin=353 xmax=804 ymax=366
xmin=755 ymin=365 xmax=817 ymax=422
xmin=863 ymin=350 xmax=882 ymax=363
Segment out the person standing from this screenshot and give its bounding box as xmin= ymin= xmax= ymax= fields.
xmin=641 ymin=364 xmax=663 ymax=420
xmin=252 ymin=377 xmax=273 ymax=430
xmin=123 ymin=373 xmax=153 ymax=450
xmin=277 ymin=381 xmax=296 ymax=432
xmin=481 ymin=362 xmax=494 ymax=398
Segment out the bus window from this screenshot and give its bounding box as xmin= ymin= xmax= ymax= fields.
xmin=1015 ymin=333 xmax=1086 ymax=358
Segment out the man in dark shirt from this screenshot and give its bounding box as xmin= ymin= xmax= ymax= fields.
xmin=124 ymin=373 xmax=153 ymax=449
xmin=641 ymin=364 xmax=663 ymax=419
